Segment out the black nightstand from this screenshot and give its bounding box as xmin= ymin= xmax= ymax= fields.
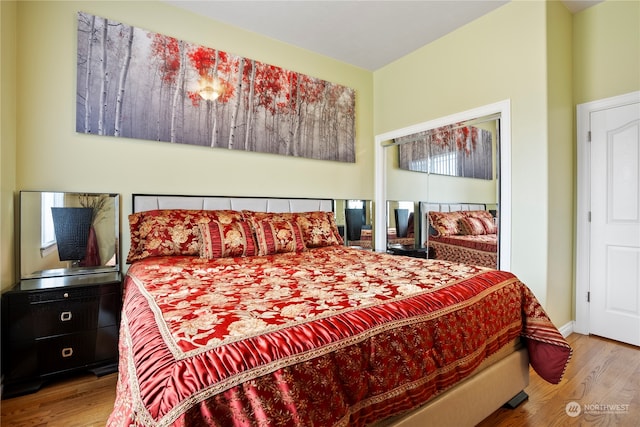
xmin=1 ymin=272 xmax=121 ymax=398
xmin=387 ymin=244 xmax=430 ymax=259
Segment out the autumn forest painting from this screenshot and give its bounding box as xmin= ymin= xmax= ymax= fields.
xmin=396 ymin=125 xmax=494 ymax=180
xmin=76 ymin=12 xmax=356 ymax=162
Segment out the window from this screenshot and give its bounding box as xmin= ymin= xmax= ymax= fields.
xmin=41 ymin=192 xmax=64 ymax=255
xmin=398 ymin=201 xmax=414 ymax=211
xmin=346 ymin=199 xmax=364 ymax=209
xmin=429 ymin=152 xmax=457 ymax=176
xmin=408 ymin=157 xmax=429 ymax=173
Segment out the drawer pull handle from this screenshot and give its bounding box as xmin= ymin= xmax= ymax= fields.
xmin=63 ymin=292 xmax=69 ymax=298
xmin=60 ymin=311 xmax=73 ymax=322
xmin=61 ymin=347 xmax=73 ymax=358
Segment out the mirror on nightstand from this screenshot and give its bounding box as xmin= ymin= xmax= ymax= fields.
xmin=19 ymin=191 xmax=120 ymax=280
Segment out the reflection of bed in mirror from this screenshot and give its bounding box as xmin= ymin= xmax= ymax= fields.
xmin=386 ymin=201 xmax=417 ymax=247
xmin=420 ymin=202 xmax=498 ymax=269
xmin=20 ymin=191 xmax=120 ymax=279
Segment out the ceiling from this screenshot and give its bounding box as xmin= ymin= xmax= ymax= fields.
xmin=165 ymin=0 xmax=603 ymax=71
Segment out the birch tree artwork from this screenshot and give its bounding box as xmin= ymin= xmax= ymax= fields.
xmin=396 ymin=125 xmax=494 ymax=180
xmin=76 ymin=12 xmax=356 ymax=162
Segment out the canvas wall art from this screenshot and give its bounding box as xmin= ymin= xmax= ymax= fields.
xmin=397 ymin=125 xmax=493 ymax=180
xmin=76 ymin=12 xmax=356 ymax=162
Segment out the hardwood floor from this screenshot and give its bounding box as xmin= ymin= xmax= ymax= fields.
xmin=1 ymin=371 xmax=116 ymax=427
xmin=478 ymin=333 xmax=640 ymax=427
xmin=1 ymin=334 xmax=638 ymax=426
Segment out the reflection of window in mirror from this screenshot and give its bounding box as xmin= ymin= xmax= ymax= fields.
xmin=430 ymin=152 xmax=456 ymax=175
xmin=346 ymin=199 xmax=364 ymax=209
xmin=40 ymin=192 xmax=63 ymax=257
xmin=397 ymin=201 xmax=414 ymax=211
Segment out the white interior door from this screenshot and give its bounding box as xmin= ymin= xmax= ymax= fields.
xmin=589 ymin=101 xmax=640 ymax=346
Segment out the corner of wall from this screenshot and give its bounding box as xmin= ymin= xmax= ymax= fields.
xmin=1 ymin=0 xmax=18 ymax=291
xmin=544 ymin=0 xmax=575 ymax=328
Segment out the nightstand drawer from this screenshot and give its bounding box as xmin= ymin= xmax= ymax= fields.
xmin=30 ymin=299 xmax=100 ymax=338
xmin=6 ymin=290 xmax=121 ymax=341
xmin=3 ymin=326 xmax=119 ymax=382
xmin=26 ymin=281 xmax=120 ymax=303
xmin=34 ymin=290 xmax=120 ymax=337
xmin=37 ymin=332 xmax=96 ymax=374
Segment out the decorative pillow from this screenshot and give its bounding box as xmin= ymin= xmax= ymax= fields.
xmin=254 ymin=219 xmax=306 ymax=255
xmin=428 ymin=211 xmax=465 ymax=236
xmin=127 ymin=209 xmax=245 ymax=262
xmin=245 ymin=211 xmax=343 ymax=248
xmin=198 ymin=221 xmax=257 ymax=259
xmin=479 ymin=217 xmax=498 ymax=234
xmin=458 ymin=217 xmax=487 ymax=235
xmin=463 ymin=210 xmax=497 ymax=234
xmin=295 ymin=211 xmax=344 ymax=247
xmin=464 ymin=210 xmax=494 ymax=221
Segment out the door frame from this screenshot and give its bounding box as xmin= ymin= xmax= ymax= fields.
xmin=575 ymin=90 xmax=640 ymax=334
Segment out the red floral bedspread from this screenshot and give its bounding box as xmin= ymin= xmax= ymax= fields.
xmin=108 ymin=246 xmax=571 ymax=427
xmin=428 ymin=234 xmax=498 ymax=268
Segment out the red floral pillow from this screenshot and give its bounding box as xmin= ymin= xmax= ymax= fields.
xmin=198 ymin=221 xmax=257 ymax=259
xmin=254 ymin=220 xmax=306 ymax=255
xmin=428 ymin=211 xmax=465 ymax=236
xmin=463 ymin=210 xmax=497 ymax=234
xmin=127 ymin=209 xmax=245 ymax=262
xmin=458 ymin=217 xmax=486 ymax=235
xmin=479 ymin=217 xmax=498 ymax=234
xmin=245 ymin=211 xmax=343 ymax=248
xmin=464 ymin=210 xmax=494 ymax=221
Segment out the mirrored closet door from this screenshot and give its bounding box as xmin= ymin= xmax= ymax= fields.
xmin=374 ymin=101 xmax=511 ymax=270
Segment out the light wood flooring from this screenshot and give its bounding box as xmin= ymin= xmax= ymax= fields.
xmin=1 ymin=333 xmax=639 ymax=426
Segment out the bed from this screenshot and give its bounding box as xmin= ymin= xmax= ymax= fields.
xmin=108 ymin=195 xmax=571 ymax=427
xmin=420 ymin=202 xmax=498 ymax=269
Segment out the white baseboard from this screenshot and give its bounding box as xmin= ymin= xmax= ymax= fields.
xmin=558 ymin=321 xmax=574 ymax=338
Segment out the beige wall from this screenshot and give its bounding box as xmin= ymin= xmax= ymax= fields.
xmin=4 ymin=1 xmax=373 ymax=288
xmin=1 ymin=1 xmax=18 ymax=291
xmin=374 ymin=1 xmax=553 ymax=313
xmin=546 ymin=0 xmax=575 ymax=329
xmin=573 ymin=0 xmax=640 ymax=105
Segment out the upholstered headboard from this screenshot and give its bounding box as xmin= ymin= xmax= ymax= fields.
xmin=419 ymin=202 xmax=487 ymax=245
xmin=132 ymin=194 xmax=334 ymax=214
